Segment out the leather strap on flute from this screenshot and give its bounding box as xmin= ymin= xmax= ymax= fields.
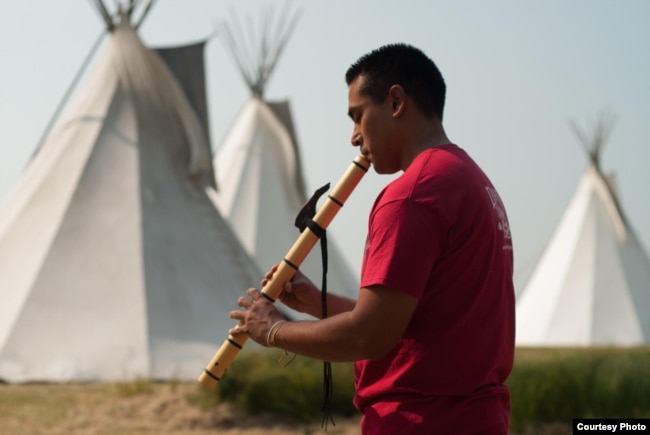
xmin=294 ymin=182 xmax=334 ymax=428
xmin=198 ymin=154 xmax=371 ymax=389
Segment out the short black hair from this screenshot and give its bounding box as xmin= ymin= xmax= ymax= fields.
xmin=345 ymin=43 xmax=446 ymax=120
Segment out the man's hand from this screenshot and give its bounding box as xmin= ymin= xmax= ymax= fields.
xmin=262 ymin=265 xmax=323 ymax=318
xmin=228 ymin=288 xmax=285 ymax=346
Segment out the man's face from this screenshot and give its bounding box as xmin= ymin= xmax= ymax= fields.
xmin=347 ymin=76 xmax=401 ymax=174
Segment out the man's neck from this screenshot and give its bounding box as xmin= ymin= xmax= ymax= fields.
xmin=401 ymin=122 xmax=450 ymax=170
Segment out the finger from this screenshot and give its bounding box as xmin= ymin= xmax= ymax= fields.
xmin=229 ymin=310 xmax=244 ymax=320
xmin=265 ymin=265 xmax=278 ymax=279
xmin=237 ymin=296 xmax=253 ymax=308
xmin=247 ymin=288 xmax=261 ymax=300
xmin=229 ymin=325 xmax=244 ymax=336
xmin=261 ymin=264 xmax=280 ymax=286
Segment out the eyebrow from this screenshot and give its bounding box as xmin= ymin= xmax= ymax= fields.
xmin=347 ymin=106 xmax=359 ymax=120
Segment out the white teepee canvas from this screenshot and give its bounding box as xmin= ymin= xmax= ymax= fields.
xmin=516 ymin=115 xmax=650 ymax=346
xmin=211 ymin=9 xmax=359 ymax=307
xmin=0 ymin=5 xmax=263 ymax=382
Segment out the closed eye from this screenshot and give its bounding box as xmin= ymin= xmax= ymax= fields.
xmin=348 ymin=108 xmax=362 ymax=124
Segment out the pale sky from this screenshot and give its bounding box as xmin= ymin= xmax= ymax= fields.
xmin=1 ymin=0 xmax=649 ymax=291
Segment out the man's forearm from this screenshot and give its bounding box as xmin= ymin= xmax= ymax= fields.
xmin=272 ymin=312 xmax=372 ymax=362
xmin=312 ymin=291 xmax=356 ymax=318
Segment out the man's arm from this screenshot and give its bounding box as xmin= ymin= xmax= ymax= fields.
xmin=230 ymin=284 xmax=418 ymax=362
xmin=265 ymin=266 xmax=357 ymax=318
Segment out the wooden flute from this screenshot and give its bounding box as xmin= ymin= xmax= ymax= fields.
xmin=198 ymin=154 xmax=371 ymax=389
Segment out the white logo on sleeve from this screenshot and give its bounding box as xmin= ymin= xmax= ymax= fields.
xmin=485 ymin=186 xmax=512 ymax=249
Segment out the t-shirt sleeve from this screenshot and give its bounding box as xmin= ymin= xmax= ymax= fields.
xmin=360 ymin=199 xmax=442 ymax=299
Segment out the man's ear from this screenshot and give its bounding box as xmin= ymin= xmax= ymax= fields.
xmin=388 ymin=84 xmax=406 ymax=117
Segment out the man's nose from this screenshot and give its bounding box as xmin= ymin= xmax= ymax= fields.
xmin=351 ymin=132 xmax=362 ymax=147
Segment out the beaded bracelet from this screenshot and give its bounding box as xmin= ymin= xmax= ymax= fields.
xmin=266 ymin=320 xmax=287 ymax=347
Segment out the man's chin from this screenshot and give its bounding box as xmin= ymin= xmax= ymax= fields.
xmin=373 ymin=166 xmax=400 ymax=175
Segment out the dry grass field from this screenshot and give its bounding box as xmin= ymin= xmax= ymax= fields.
xmin=8 ymin=346 xmax=650 ymax=435
xmin=0 ymin=381 xmax=361 ymax=435
xmin=0 ymin=381 xmax=574 ymax=435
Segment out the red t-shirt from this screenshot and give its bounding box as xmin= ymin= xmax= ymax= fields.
xmin=355 ymin=145 xmax=515 ymax=434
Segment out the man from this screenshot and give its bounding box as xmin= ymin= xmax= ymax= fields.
xmin=229 ymin=43 xmax=515 ymax=434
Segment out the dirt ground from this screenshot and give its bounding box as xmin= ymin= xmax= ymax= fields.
xmin=0 ymin=382 xmax=361 ymax=435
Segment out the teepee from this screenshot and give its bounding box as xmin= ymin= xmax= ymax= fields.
xmin=0 ymin=2 xmax=263 ymax=382
xmin=211 ymin=7 xmax=359 ymax=305
xmin=516 ymin=114 xmax=650 ymax=346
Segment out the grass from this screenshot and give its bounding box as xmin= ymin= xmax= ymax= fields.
xmin=219 ymin=347 xmax=650 ymax=430
xmin=0 ymin=346 xmax=647 ymax=434
xmin=202 ymin=348 xmax=358 ymax=422
xmin=199 ymin=346 xmax=650 ymax=430
xmin=508 ymin=347 xmax=650 ymax=431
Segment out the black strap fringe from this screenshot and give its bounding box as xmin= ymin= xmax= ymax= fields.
xmin=294 ymin=183 xmax=335 ymax=430
xmin=319 ymin=231 xmax=335 ymax=430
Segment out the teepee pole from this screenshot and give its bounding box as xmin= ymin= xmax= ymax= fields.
xmin=93 ymin=0 xmax=115 ymax=31
xmin=29 ymin=30 xmax=106 ymax=163
xmin=219 ymin=4 xmax=301 ymax=99
xmin=134 ymin=0 xmax=155 ymax=30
